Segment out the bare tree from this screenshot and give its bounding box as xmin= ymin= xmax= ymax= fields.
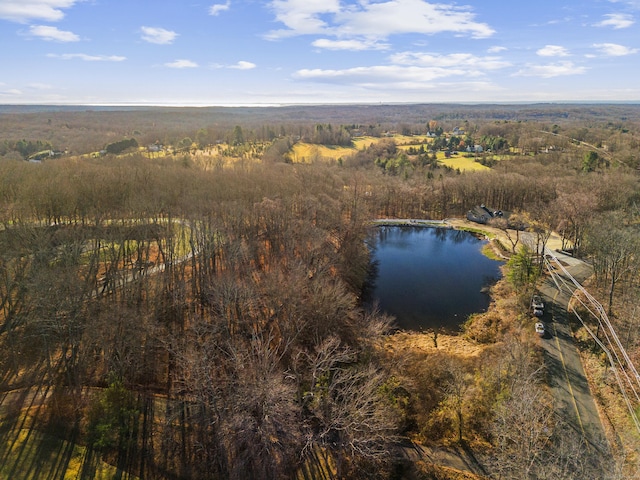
xmin=584 ymin=213 xmax=640 ymax=316
xmin=440 ymin=357 xmax=472 ymax=444
xmin=489 ymin=374 xmax=554 ymax=478
xmin=297 ymin=336 xmax=400 ymax=479
xmin=490 ymin=214 xmax=523 ymax=254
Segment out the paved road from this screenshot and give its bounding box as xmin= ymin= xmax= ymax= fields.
xmin=538 ymin=253 xmax=609 ymax=457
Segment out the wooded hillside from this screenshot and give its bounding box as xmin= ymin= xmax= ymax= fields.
xmin=1 ymin=104 xmax=639 ymax=479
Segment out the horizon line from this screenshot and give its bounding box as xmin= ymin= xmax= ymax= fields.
xmin=2 ymin=100 xmax=640 ymax=109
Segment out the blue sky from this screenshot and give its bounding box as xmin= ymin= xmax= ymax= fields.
xmin=1 ymin=0 xmax=639 ymax=105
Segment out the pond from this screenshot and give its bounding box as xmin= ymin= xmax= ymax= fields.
xmin=365 ymin=226 xmax=503 ymax=332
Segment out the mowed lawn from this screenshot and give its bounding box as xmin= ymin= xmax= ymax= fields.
xmin=352 ymin=135 xmax=433 ymax=149
xmin=437 ymin=153 xmax=491 ymax=171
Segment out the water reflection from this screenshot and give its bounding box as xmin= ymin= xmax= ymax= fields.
xmin=364 ymin=226 xmax=503 ymax=332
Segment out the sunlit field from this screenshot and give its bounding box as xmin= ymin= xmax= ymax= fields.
xmin=292 ymin=135 xmax=437 ymax=164
xmin=437 ymin=152 xmax=491 ymax=171
xmin=290 ymin=143 xmax=356 ymax=163
xmin=0 ymin=427 xmax=133 ymax=480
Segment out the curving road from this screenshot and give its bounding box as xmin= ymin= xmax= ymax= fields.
xmin=538 ymin=252 xmax=610 ymax=459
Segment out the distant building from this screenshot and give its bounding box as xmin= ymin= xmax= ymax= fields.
xmin=467 ymin=204 xmax=503 ymax=224
xmin=466 ymin=205 xmax=526 ymax=230
xmin=27 ymin=150 xmax=63 ymax=162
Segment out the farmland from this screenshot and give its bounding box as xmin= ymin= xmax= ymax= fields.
xmin=288 ymin=134 xmax=492 ymax=171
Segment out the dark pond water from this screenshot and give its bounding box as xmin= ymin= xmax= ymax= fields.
xmin=365 ymin=226 xmax=503 ymax=332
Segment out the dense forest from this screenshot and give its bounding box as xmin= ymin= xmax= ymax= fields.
xmin=1 ymin=104 xmax=640 ymax=479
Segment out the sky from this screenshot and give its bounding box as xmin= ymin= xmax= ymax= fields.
xmin=1 ymin=0 xmax=639 ymax=105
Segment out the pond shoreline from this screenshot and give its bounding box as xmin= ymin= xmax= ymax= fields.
xmin=366 ymin=222 xmax=503 ymax=332
xmin=371 ymin=217 xmax=509 ymax=260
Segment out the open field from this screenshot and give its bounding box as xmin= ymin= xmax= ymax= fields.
xmin=289 ymin=143 xmax=355 ymax=163
xmin=291 ymin=136 xmax=492 ymax=171
xmin=438 ymin=153 xmax=491 ymax=171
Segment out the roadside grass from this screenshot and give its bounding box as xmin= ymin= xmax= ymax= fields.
xmin=570 ymin=284 xmax=640 ymax=473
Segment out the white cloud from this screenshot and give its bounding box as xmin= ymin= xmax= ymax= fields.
xmin=595 ymin=13 xmax=634 ymax=28
xmin=0 ymin=88 xmax=23 ymax=96
xmin=213 ymin=61 xmax=257 ymax=69
xmin=339 ymin=0 xmax=494 ymax=39
xmin=390 ymin=51 xmax=510 ymax=70
xmin=141 ymin=26 xmax=178 ymax=45
xmin=608 ymin=0 xmax=640 ymax=5
xmin=312 ymin=38 xmax=388 ymax=51
xmin=488 ymin=46 xmax=507 ymax=54
xmin=266 ymin=0 xmax=494 ymax=43
xmin=165 ymin=59 xmax=198 ymax=68
xmin=267 ymin=0 xmax=341 ymax=38
xmin=513 ymin=61 xmax=586 ymax=78
xmin=0 ymin=0 xmax=78 ymax=23
xmin=27 ymin=82 xmax=53 ymax=90
xmin=229 ymin=60 xmax=256 ymax=70
xmin=28 ymin=25 xmax=79 ymax=42
xmin=592 ymin=42 xmax=639 ymax=56
xmin=537 ymin=45 xmax=570 ymax=57
xmin=294 ymin=51 xmax=509 ymax=87
xmin=294 ymin=65 xmax=455 ymax=83
xmin=209 ymin=1 xmax=230 ymax=16
xmin=47 ymin=53 xmax=126 ymax=61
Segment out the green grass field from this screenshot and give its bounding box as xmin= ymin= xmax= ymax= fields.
xmin=438 ymin=153 xmax=491 ymax=172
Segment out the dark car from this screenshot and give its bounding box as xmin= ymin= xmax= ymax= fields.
xmin=531 ymin=294 xmax=544 ymax=310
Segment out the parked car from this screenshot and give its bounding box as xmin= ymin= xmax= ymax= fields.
xmin=533 ymin=306 xmax=544 ymax=317
xmin=531 ymin=294 xmax=544 ymax=310
xmin=535 ymin=322 xmax=546 ymax=337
